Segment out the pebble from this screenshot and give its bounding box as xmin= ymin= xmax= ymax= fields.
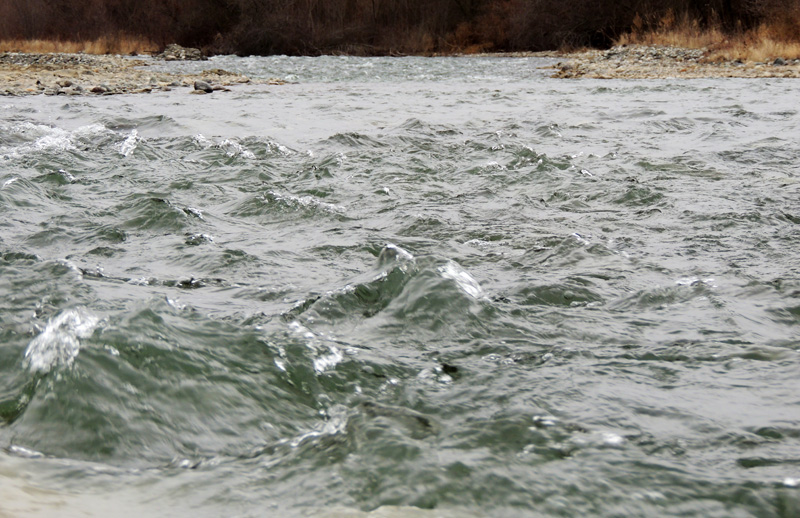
xmin=553 ymin=44 xmax=800 ymax=79
xmin=194 ymin=80 xmax=213 ymax=93
xmin=0 ymin=51 xmax=256 ymax=96
xmin=159 ymin=44 xmax=205 ymax=61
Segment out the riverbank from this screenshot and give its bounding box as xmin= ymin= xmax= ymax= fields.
xmin=0 ymin=51 xmax=269 ymax=96
xmin=552 ymin=44 xmax=800 ymax=79
xmin=1 ymin=44 xmax=799 ymax=97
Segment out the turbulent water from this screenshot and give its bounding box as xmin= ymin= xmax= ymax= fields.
xmin=1 ymin=55 xmax=799 ymax=517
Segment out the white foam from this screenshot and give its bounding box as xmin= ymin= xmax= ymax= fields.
xmin=32 ymin=130 xmax=77 ymax=154
xmin=58 ymin=169 xmax=76 ymax=182
xmin=1 ymin=122 xmax=116 ymax=159
xmin=531 ymin=415 xmax=558 ymax=427
xmin=7 ymin=445 xmax=44 ymax=458
xmin=285 ymin=405 xmax=349 ymax=448
xmin=166 ymin=297 xmax=186 ymax=310
xmin=601 ymin=432 xmax=625 ymax=447
xmin=266 ymin=140 xmax=292 ymax=155
xmin=193 ymin=134 xmax=212 ymax=147
xmin=571 ymin=232 xmax=591 ymax=245
xmin=377 ymin=243 xmax=414 ymax=267
xmin=313 ymin=345 xmax=344 ymax=374
xmin=219 ymin=139 xmax=255 ymax=159
xmin=287 ymin=321 xmax=344 ymax=374
xmin=438 ymin=260 xmax=484 ymax=299
xmin=266 ymin=190 xmax=344 ymax=214
xmin=118 ymin=129 xmax=140 ymax=157
xmin=184 ymin=207 xmax=205 ymax=220
xmin=71 ymin=123 xmax=108 ymax=138
xmin=675 ymin=277 xmax=717 ymax=287
xmin=24 ymin=307 xmax=100 ymax=373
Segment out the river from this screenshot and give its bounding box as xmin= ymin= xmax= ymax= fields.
xmin=1 ymin=55 xmax=799 ymax=517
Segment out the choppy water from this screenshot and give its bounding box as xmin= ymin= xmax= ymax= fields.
xmin=1 ymin=55 xmax=799 ymax=517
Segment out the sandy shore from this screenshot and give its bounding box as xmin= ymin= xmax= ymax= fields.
xmin=1 ymin=45 xmax=799 ymax=96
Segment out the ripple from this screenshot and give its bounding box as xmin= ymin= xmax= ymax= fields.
xmin=1 ymin=59 xmax=799 ymax=518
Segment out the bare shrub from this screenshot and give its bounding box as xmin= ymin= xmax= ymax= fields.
xmin=0 ymin=0 xmax=797 ymax=56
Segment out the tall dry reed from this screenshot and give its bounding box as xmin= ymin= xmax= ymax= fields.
xmin=0 ymin=35 xmax=159 ymax=55
xmin=617 ymin=9 xmax=800 ymax=61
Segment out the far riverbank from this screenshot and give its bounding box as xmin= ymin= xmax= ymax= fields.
xmin=551 ymin=45 xmax=800 ymax=79
xmin=1 ymin=44 xmax=799 ymax=97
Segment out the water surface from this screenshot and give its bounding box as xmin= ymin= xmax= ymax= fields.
xmin=1 ymin=56 xmax=799 ymax=517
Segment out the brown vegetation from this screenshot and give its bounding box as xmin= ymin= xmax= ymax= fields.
xmin=0 ymin=36 xmax=159 ymax=55
xmin=0 ymin=0 xmax=798 ymax=57
xmin=618 ymin=2 xmax=800 ymax=61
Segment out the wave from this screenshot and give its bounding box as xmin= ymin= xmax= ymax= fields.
xmin=24 ymin=306 xmax=101 ymax=373
xmin=284 ymin=243 xmax=487 ymax=330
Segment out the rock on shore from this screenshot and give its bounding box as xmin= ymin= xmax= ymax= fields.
xmin=553 ymin=44 xmax=800 ymax=79
xmin=0 ymin=51 xmax=262 ymax=96
xmin=2 ymin=45 xmax=798 ymax=96
xmin=159 ymin=44 xmax=205 ymax=61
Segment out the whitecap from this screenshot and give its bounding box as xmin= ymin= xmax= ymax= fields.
xmin=531 ymin=415 xmax=558 ymax=427
xmin=285 ymin=405 xmax=349 ymax=448
xmin=0 ymin=122 xmax=110 ymax=156
xmin=438 ymin=260 xmax=484 ymax=299
xmin=601 ymin=432 xmax=625 ymax=447
xmin=288 ymin=320 xmax=316 ymax=340
xmin=571 ymin=431 xmax=626 ymax=449
xmin=32 ymin=129 xmax=77 ymax=154
xmin=118 ymin=129 xmax=140 ymax=157
xmin=2 ymin=123 xmax=117 ymax=158
xmin=7 ymin=445 xmax=44 ymax=459
xmin=287 ymin=321 xmax=344 ymax=374
xmin=313 ymin=345 xmax=344 ymax=374
xmin=571 ymin=232 xmax=591 ymax=245
xmin=24 ymin=307 xmax=100 ymax=373
xmin=266 ymin=190 xmax=344 ymax=214
xmin=377 ymin=243 xmax=414 ymax=267
xmin=193 ymin=135 xmax=248 ymax=156
xmin=219 ymin=138 xmax=255 ymax=159
xmin=675 ymin=277 xmax=716 ymax=287
xmin=184 ymin=207 xmax=204 ymax=220
xmin=71 ymin=123 xmax=108 ymax=138
xmin=193 ymin=134 xmax=212 ymax=148
xmin=165 ymin=297 xmax=186 ymax=310
xmin=266 ymin=140 xmax=292 ymax=155
xmin=58 ymin=169 xmax=76 ymax=182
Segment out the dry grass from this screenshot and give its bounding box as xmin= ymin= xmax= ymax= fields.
xmin=617 ymin=12 xmax=725 ymax=49
xmin=617 ymin=10 xmax=800 ymax=62
xmin=706 ymin=25 xmax=800 ymax=62
xmin=0 ymin=35 xmax=160 ymax=55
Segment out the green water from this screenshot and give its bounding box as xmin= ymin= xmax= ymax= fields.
xmin=1 ymin=56 xmax=799 ymax=517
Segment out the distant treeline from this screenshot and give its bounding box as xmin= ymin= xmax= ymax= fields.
xmin=1 ymin=0 xmax=797 ymax=55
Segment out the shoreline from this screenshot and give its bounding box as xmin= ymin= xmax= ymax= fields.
xmin=551 ymin=45 xmax=800 ymax=79
xmin=0 ymin=51 xmax=267 ymax=97
xmin=2 ymin=44 xmax=799 ymax=97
